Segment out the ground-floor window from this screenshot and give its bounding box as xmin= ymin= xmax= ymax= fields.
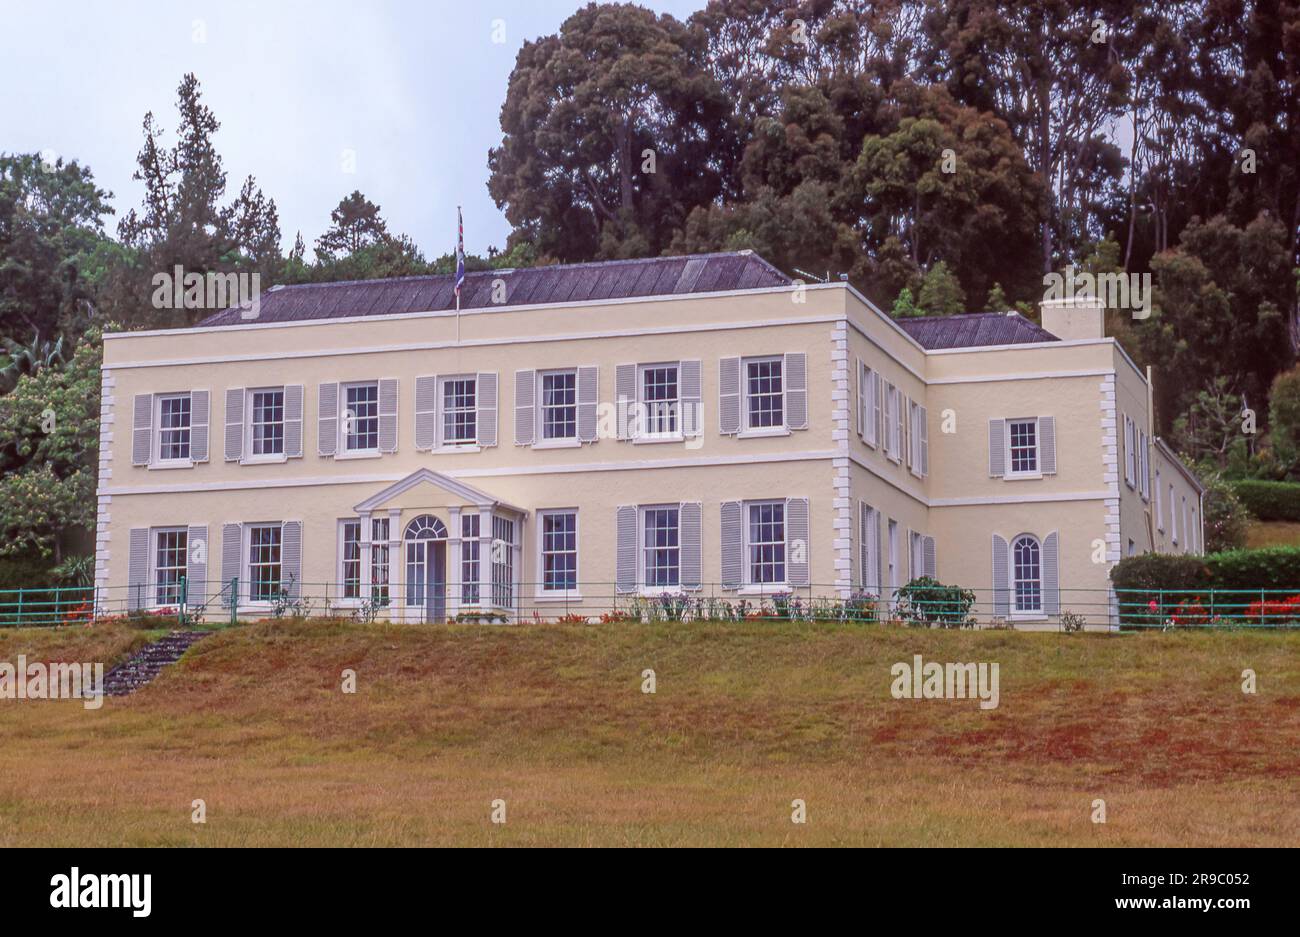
xmin=491 ymin=516 xmax=515 ymax=607
xmin=340 ymin=519 xmax=362 ymax=599
xmin=641 ymin=505 xmax=680 ymax=588
xmin=370 ymin=517 xmax=390 ymax=604
xmin=540 ymin=510 xmax=578 ymax=592
xmin=746 ymin=500 xmax=786 ymax=585
xmin=248 ymin=524 xmax=282 ymax=601
xmin=1012 ymin=534 xmax=1041 ymax=613
xmin=154 ymin=528 xmax=187 ymax=606
xmin=461 ymin=513 xmax=480 ymax=605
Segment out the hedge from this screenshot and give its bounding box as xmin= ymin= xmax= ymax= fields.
xmin=1110 ymin=547 xmax=1300 ymax=624
xmin=1229 ymin=479 xmax=1300 ymax=522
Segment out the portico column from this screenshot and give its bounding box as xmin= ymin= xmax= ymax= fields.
xmin=389 ymin=508 xmax=403 ymax=621
xmin=479 ymin=506 xmax=493 ymax=609
xmin=359 ymin=510 xmax=372 ymax=601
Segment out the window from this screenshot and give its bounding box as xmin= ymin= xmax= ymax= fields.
xmin=343 ymin=382 xmax=380 ymax=452
xmin=1007 ymin=419 xmax=1038 ymax=475
xmin=909 ymin=530 xmax=924 ymax=581
xmin=154 ymin=528 xmax=188 ymax=606
xmin=746 ymin=501 xmax=786 ymax=586
xmin=744 ymin=357 xmax=783 ymax=430
xmin=860 ymin=364 xmax=878 ymax=447
xmin=887 ymin=519 xmax=899 ymax=596
xmin=885 ymin=384 xmax=900 ymax=460
xmin=156 ymin=393 xmax=192 ymax=461
xmin=1124 ymin=416 xmax=1136 ymax=487
xmin=1182 ymin=496 xmax=1189 ymax=552
xmin=642 ymin=506 xmax=680 ymax=588
xmin=639 ymin=364 xmax=679 ymax=437
xmin=248 ymin=524 xmax=282 ymax=602
xmin=539 ymin=370 xmax=578 ymax=440
xmin=1012 ymin=535 xmax=1042 ymax=613
xmin=1138 ymin=430 xmax=1149 ymax=498
xmin=540 ymin=510 xmax=578 ymax=593
xmin=370 ymin=517 xmax=390 ymax=604
xmin=461 ymin=513 xmax=480 ymax=605
xmin=340 ymin=519 xmax=362 ymax=599
xmin=860 ymin=503 xmax=879 ymax=596
xmin=1155 ymin=470 xmax=1164 ymax=530
xmin=1169 ymin=484 xmax=1177 ymax=543
xmin=1191 ymin=508 xmax=1198 ymax=553
xmin=441 ymin=376 xmax=477 ymax=445
xmin=491 ymin=516 xmax=515 ymax=607
xmin=1128 ymin=538 xmax=1136 ymax=557
xmin=249 ymin=388 xmax=285 ymax=457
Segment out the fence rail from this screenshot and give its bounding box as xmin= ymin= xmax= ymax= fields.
xmin=5 ymin=580 xmax=1300 ymax=630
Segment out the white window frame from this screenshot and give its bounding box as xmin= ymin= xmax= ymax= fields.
xmin=741 ymin=499 xmax=787 ymax=591
xmin=909 ymin=530 xmax=924 ymax=581
xmin=340 ymin=381 xmax=381 ymax=456
xmin=1182 ymin=496 xmax=1189 ymax=553
xmin=245 ymin=386 xmax=287 ymax=463
xmin=491 ymin=515 xmax=516 ymax=609
xmin=637 ymin=504 xmax=681 ymax=595
xmin=337 ymin=518 xmax=363 ymax=603
xmin=537 ymin=508 xmax=580 ymax=599
xmin=153 ymin=392 xmax=193 ymax=466
xmin=1011 ymin=533 xmax=1044 ymax=618
xmin=438 ymin=374 xmax=479 ymax=449
xmin=1138 ymin=429 xmax=1149 ymax=500
xmin=1005 ymin=417 xmax=1041 ymax=478
xmin=884 ymin=383 xmax=900 ymax=461
xmin=635 ymin=362 xmax=682 ymax=442
xmin=536 ymin=368 xmax=579 ymax=447
xmin=861 ymin=363 xmax=878 ymax=448
xmin=741 ymin=355 xmax=787 ymax=437
xmin=245 ymin=522 xmax=283 ymax=606
xmin=1169 ymin=484 xmax=1178 ymax=544
xmin=887 ymin=519 xmax=899 ymax=598
xmin=1155 ymin=469 xmax=1164 ymax=531
xmin=152 ymin=526 xmax=188 ymax=608
xmin=370 ymin=516 xmax=391 ymax=607
xmin=860 ymin=503 xmax=879 ymax=596
xmin=1124 ymin=416 xmax=1137 ymax=488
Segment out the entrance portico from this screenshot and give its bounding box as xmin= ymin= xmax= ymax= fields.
xmin=352 ymin=468 xmax=528 ymax=623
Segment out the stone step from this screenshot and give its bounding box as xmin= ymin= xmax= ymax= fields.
xmin=102 ymin=630 xmax=213 ymax=697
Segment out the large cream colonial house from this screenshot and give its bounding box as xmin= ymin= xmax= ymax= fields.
xmin=94 ymin=251 xmax=1203 ymax=629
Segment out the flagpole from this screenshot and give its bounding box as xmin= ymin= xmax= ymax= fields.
xmin=455 ymin=205 xmax=463 ymax=345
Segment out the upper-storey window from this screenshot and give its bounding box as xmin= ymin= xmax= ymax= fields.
xmin=639 ymin=364 xmax=679 ymax=437
xmin=442 ymin=376 xmax=477 ymax=445
xmin=343 ymin=382 xmax=379 ymax=452
xmin=156 ymin=393 xmax=192 ymax=462
xmin=540 ymin=370 xmax=577 ymax=440
xmin=249 ymin=388 xmax=285 ymax=457
xmin=745 ymin=357 xmax=783 ymax=430
xmin=1007 ymin=418 xmax=1038 ymax=475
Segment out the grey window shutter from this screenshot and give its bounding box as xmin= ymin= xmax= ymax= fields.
xmin=186 ymin=524 xmax=207 ymax=606
xmin=786 ymin=497 xmax=810 ymax=586
xmin=988 ymin=419 xmax=1006 ymax=476
xmin=128 ymin=527 xmax=149 ymax=611
xmin=132 ymin=394 xmax=153 ymax=466
xmin=284 ymin=384 xmax=304 ymax=457
xmin=514 ymin=369 xmax=535 ymax=445
xmin=415 ymin=375 xmax=439 ymax=450
xmin=1043 ymin=531 xmax=1060 ymax=616
xmin=615 ymin=363 xmax=636 ymax=440
xmin=577 ymin=366 xmax=599 ymax=442
xmin=920 ymin=406 xmax=929 ymax=476
xmin=1039 ymin=415 xmax=1056 ymax=474
xmin=224 ymin=388 xmax=245 ymax=461
xmin=680 ymin=359 xmax=702 ymax=437
xmin=221 ymin=523 xmax=242 ymax=607
xmin=856 ymin=360 xmax=865 ymax=437
xmin=784 ymin=352 xmax=808 ymax=430
xmin=318 ymin=382 xmax=338 ymax=456
xmin=477 ymin=372 xmax=498 ymax=446
xmin=190 ymin=390 xmax=209 ymax=462
xmin=282 ymin=521 xmax=303 ymax=599
xmin=923 ymin=535 xmax=936 ymax=579
xmin=718 ymin=357 xmax=740 ymax=435
xmin=991 ymin=534 xmax=1010 ymax=617
xmin=720 ymin=501 xmax=743 ymax=589
xmin=615 ymin=505 xmax=637 ymax=594
xmin=378 ymin=378 xmax=399 ymax=453
xmin=680 ymin=501 xmax=701 ymax=589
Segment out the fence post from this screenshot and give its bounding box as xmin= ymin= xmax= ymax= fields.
xmin=230 ymin=577 xmax=238 ymax=627
xmin=179 ymin=576 xmax=187 ymax=627
xmin=16 ymin=588 xmax=23 ymax=627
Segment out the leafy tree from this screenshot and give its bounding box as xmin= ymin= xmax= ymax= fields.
xmin=1268 ymin=366 xmax=1300 ymax=476
xmin=891 ymin=287 xmax=921 ymax=318
xmin=314 ymin=191 xmax=391 ymax=261
xmin=0 ymin=329 xmax=101 ymax=561
xmin=985 ymin=282 xmax=1009 ymax=311
xmin=1199 ymin=471 xmax=1250 ymax=553
xmin=916 ymin=261 xmax=966 ymax=315
xmin=1171 ymin=376 xmax=1246 ymax=471
xmin=0 ymin=153 xmax=112 ymax=339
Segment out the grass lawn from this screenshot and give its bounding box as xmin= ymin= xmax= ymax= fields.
xmin=1245 ymin=519 xmax=1300 ymax=549
xmin=1 ymin=618 xmax=1297 ymax=847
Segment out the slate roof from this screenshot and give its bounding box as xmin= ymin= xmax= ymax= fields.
xmin=897 ymin=311 xmax=1059 ymax=350
xmin=197 ymin=251 xmax=791 ymax=327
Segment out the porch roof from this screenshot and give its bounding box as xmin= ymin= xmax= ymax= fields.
xmin=352 ymin=468 xmax=528 ymax=516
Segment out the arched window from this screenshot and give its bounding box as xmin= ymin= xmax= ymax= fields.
xmin=403 ymin=515 xmax=447 ymax=541
xmin=1012 ymin=535 xmax=1041 ymax=613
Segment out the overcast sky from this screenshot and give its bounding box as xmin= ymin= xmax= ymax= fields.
xmin=1 ymin=0 xmax=704 ymax=259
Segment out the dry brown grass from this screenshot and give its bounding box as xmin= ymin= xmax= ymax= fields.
xmin=1 ymin=618 xmax=1297 ymax=846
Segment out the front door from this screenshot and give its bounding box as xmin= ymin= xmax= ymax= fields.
xmin=404 ymin=515 xmax=448 ymax=623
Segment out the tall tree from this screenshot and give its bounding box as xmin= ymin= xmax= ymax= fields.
xmin=314 ymin=191 xmax=391 ymax=261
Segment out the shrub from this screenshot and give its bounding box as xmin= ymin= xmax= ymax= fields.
xmin=893 ymin=577 xmax=975 ymax=629
xmin=841 ymin=590 xmax=878 ymax=623
xmin=1059 ymin=611 xmax=1086 ymax=633
xmin=1202 ymin=473 xmax=1249 ymax=551
xmin=1109 ymin=553 xmax=1212 ymax=625
xmin=1228 ymin=479 xmax=1300 ymax=522
xmin=1204 ymin=545 xmax=1300 ymax=590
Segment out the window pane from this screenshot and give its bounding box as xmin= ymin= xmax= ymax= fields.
xmin=748 ymin=502 xmax=786 ymax=584
xmin=541 ymin=372 xmax=576 ymax=439
xmin=345 ymin=384 xmax=379 ymax=450
xmin=643 ymin=507 xmax=680 ymax=587
xmin=746 ymin=359 xmax=783 ymax=429
xmin=442 ymin=378 xmax=477 ymax=444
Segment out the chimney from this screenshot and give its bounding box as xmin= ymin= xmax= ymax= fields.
xmin=1039 ymin=297 xmax=1104 ymax=341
